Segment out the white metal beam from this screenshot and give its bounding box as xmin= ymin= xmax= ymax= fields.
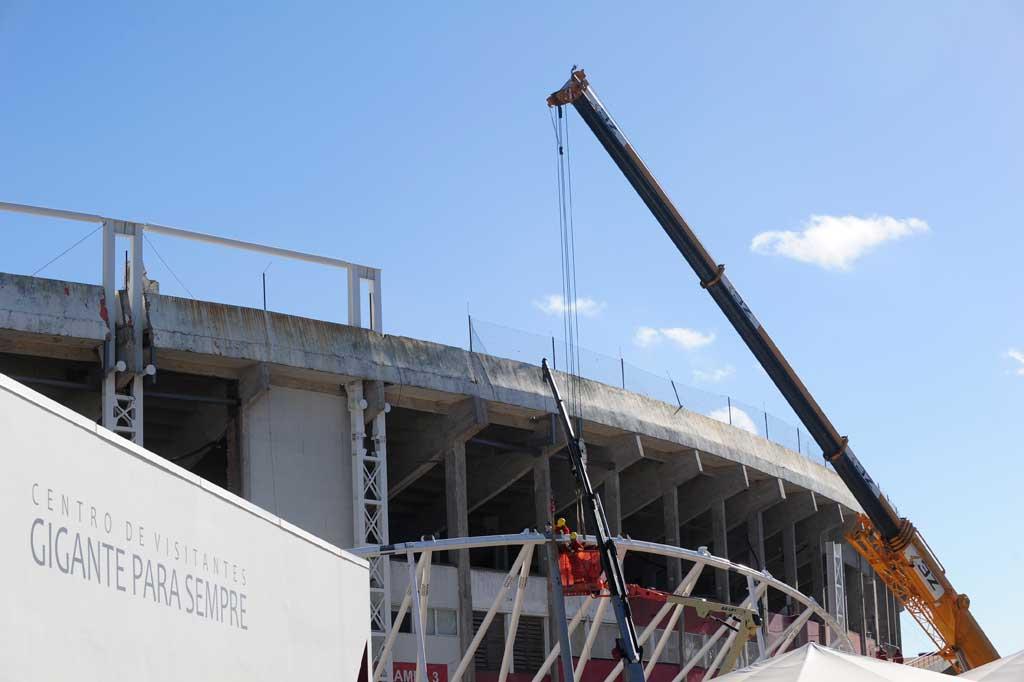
xmin=408 ymin=552 xmax=429 ymax=682
xmin=498 ymin=545 xmax=535 ymax=682
xmin=764 ymin=606 xmax=814 ymax=659
xmin=0 ymin=201 xmax=373 ymax=273
xmin=354 ymin=531 xmax=857 ymax=674
xmin=450 ymin=545 xmax=531 ymax=682
xmin=531 ymin=598 xmax=593 ymax=682
xmin=602 ymin=561 xmax=705 ymax=682
xmin=0 ymin=200 xmax=383 ymax=332
xmin=573 ymin=598 xmax=609 ymax=682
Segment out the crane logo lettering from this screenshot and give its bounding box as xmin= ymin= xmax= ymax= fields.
xmin=904 ymin=546 xmax=944 ymax=600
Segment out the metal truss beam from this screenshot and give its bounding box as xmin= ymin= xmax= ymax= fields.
xmin=352 ymin=532 xmax=856 ymax=680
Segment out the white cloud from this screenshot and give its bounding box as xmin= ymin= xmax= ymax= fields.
xmin=534 ymin=294 xmax=606 ymax=317
xmin=660 ymin=327 xmax=715 ymax=350
xmin=1008 ymin=349 xmax=1024 ymax=376
xmin=692 ymin=365 xmax=735 ymax=384
xmin=751 ymin=215 xmax=929 ymax=270
xmin=632 ymin=326 xmax=715 ymax=350
xmin=633 ymin=326 xmax=661 ymax=348
xmin=707 ymin=406 xmax=759 ymax=435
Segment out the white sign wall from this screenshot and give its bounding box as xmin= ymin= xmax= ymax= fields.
xmin=0 ymin=375 xmax=369 ymax=681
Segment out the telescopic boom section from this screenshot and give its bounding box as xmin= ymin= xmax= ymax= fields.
xmin=541 ymin=360 xmax=646 ymax=682
xmin=547 ymin=69 xmax=998 ymax=671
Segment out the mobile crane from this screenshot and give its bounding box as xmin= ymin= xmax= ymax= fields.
xmin=546 ymin=69 xmax=999 ymax=672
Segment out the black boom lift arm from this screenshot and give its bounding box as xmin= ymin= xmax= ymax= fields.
xmin=541 ymin=359 xmax=646 ymax=682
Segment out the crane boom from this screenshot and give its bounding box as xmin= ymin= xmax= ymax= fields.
xmin=547 ymin=69 xmax=998 ymax=671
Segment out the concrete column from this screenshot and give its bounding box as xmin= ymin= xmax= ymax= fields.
xmin=445 ymin=442 xmax=474 ymax=681
xmin=661 ymin=483 xmax=685 ymax=666
xmin=603 ymin=472 xmax=622 ymax=537
xmin=746 ymin=511 xmax=765 ymax=570
xmin=847 ymin=562 xmax=866 ymax=654
xmin=893 ymin=588 xmax=903 ymax=650
xmin=225 ymin=408 xmax=242 ymax=496
xmin=534 ymin=456 xmax=554 ymax=539
xmin=868 ymin=567 xmax=880 ymax=652
xmin=810 ymin=535 xmax=825 ymax=608
xmin=534 ymin=455 xmax=560 ymax=654
xmin=876 ymin=575 xmax=891 ymax=651
xmin=782 ymin=523 xmax=798 ymax=605
xmin=711 ymin=499 xmax=730 ymax=603
xmin=662 ymin=485 xmax=681 ymax=587
xmin=747 ymin=511 xmax=768 ymax=625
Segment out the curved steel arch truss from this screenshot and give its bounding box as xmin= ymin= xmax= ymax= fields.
xmin=351 ymin=532 xmax=854 ymax=682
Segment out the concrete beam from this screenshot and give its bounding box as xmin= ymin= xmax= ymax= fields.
xmin=795 ymin=503 xmax=845 ymax=555
xmin=362 ymin=379 xmax=387 ymax=424
xmin=466 ymin=420 xmax=564 ymax=514
xmin=620 ymin=449 xmax=703 ymax=520
xmin=550 ymin=439 xmax=617 ymax=519
xmin=677 ymin=465 xmax=749 ymax=527
xmin=763 ymin=491 xmax=818 ymax=538
xmin=389 ymin=396 xmax=488 ymax=497
xmin=588 ymin=433 xmax=645 ymax=472
xmin=1 ymin=272 xmax=854 ymax=513
xmin=466 ymin=449 xmax=534 ymax=513
xmin=239 ymin=362 xmax=271 ymax=408
xmin=725 ymin=478 xmax=786 ymax=532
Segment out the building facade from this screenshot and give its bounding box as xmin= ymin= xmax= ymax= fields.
xmin=0 ymin=261 xmax=903 ymax=678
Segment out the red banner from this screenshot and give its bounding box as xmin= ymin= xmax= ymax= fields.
xmin=393 ymin=662 xmax=447 ymax=682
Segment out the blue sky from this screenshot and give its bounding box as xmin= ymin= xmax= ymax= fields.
xmin=2 ymin=1 xmax=1022 ymax=656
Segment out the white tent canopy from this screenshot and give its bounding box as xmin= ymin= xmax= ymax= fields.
xmin=959 ymin=648 xmax=1024 ymax=681
xmin=716 ymin=643 xmax=949 ymax=681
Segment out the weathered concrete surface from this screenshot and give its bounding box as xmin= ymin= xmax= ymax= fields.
xmin=145 ymin=293 xmax=860 ymax=512
xmin=0 ymin=273 xmax=861 ymax=513
xmin=243 ymin=385 xmax=353 ymax=548
xmin=0 ymin=274 xmax=108 ymax=356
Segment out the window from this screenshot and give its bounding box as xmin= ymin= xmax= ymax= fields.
xmin=513 ymin=615 xmax=546 ymax=672
xmin=393 ymin=608 xmax=458 ymax=637
xmin=435 ymin=609 xmax=458 ymax=636
xmin=391 ymin=610 xmax=412 ymax=634
xmin=473 ymin=611 xmax=505 ymax=671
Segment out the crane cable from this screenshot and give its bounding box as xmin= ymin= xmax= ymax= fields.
xmin=550 ymin=95 xmax=587 ymax=535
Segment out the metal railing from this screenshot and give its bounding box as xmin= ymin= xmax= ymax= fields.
xmin=468 ymin=316 xmax=826 ymax=464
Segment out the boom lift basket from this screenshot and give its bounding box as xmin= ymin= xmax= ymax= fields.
xmin=558 ymin=546 xmax=607 ymax=596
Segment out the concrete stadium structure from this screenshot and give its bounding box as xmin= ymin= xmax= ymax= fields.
xmin=0 ymin=207 xmax=904 ymax=679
